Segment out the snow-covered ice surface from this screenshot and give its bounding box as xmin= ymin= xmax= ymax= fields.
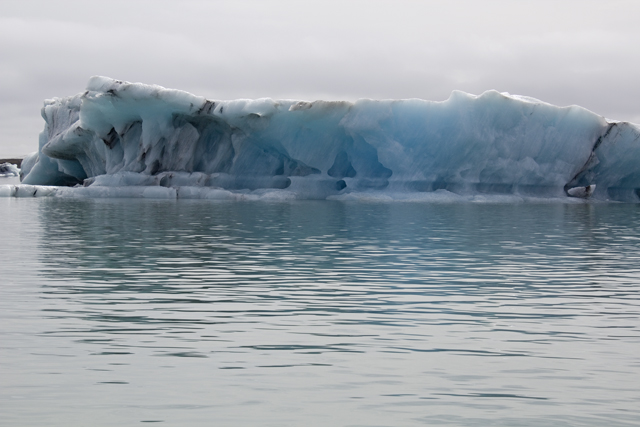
xmin=7 ymin=76 xmax=640 ymax=201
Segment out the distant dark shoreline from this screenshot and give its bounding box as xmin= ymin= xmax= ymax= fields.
xmin=0 ymin=158 xmax=22 ymax=167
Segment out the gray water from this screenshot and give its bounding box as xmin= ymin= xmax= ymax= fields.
xmin=1 ymin=198 xmax=640 ymax=427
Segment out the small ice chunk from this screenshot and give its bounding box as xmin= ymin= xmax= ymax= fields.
xmin=0 ymin=162 xmax=19 ymax=177
xmin=567 ymin=184 xmax=595 ymax=198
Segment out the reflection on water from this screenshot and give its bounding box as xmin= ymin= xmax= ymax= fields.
xmin=1 ymin=198 xmax=640 ymax=426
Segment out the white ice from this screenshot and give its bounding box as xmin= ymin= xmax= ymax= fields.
xmin=0 ymin=162 xmax=19 ymax=178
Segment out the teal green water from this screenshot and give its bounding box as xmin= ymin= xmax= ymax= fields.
xmin=1 ymin=198 xmax=640 ymax=426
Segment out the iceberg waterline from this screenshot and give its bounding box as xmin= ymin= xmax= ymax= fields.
xmin=7 ymin=76 xmax=640 ymax=201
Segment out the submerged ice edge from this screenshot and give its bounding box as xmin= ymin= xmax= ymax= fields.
xmin=0 ymin=183 xmax=602 ymax=204
xmin=18 ymin=76 xmax=640 ymax=202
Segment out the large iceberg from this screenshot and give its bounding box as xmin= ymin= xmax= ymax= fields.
xmin=12 ymin=76 xmax=640 ymax=201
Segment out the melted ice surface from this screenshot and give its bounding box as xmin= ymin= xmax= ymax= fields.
xmin=13 ymin=76 xmax=640 ymax=201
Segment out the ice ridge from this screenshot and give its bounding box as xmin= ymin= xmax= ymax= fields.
xmin=15 ymin=76 xmax=640 ymax=201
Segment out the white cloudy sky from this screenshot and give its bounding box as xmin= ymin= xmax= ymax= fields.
xmin=1 ymin=0 xmax=639 ymax=157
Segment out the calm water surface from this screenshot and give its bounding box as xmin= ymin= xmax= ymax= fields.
xmin=1 ymin=198 xmax=640 ymax=426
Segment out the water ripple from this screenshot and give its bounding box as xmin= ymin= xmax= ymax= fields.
xmin=1 ymin=199 xmax=640 ymax=426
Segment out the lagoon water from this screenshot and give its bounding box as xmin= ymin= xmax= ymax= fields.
xmin=1 ymin=197 xmax=640 ymax=426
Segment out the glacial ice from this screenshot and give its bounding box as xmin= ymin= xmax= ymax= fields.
xmin=8 ymin=76 xmax=640 ymax=201
xmin=0 ymin=162 xmax=19 ymax=177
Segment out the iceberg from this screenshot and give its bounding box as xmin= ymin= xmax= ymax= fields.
xmin=0 ymin=162 xmax=19 ymax=178
xmin=11 ymin=76 xmax=640 ymax=201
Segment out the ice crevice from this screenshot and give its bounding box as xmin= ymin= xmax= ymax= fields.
xmin=8 ymin=76 xmax=640 ymax=201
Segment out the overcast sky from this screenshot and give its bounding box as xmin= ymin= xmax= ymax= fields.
xmin=1 ymin=0 xmax=639 ymax=157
